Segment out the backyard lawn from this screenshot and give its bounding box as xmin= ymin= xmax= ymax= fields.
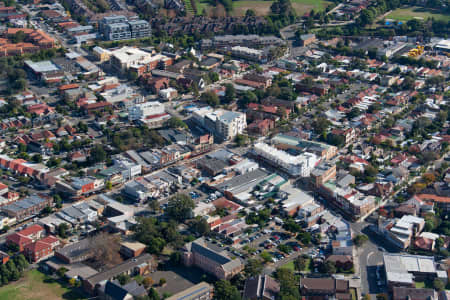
xmin=280 ymin=260 xmax=295 ymax=270
xmin=0 ymin=269 xmax=86 ymax=300
xmin=280 ymin=257 xmax=311 ymax=272
xmin=386 ymin=7 xmax=450 ymax=22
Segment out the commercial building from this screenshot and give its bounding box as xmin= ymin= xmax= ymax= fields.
xmin=166 ymin=282 xmax=214 ymax=300
xmin=213 ymin=168 xmax=273 ymax=204
xmin=271 ymin=134 xmax=337 ymax=161
xmin=55 ymin=177 xmax=104 ymax=200
xmin=99 ymin=15 xmax=151 ymax=41
xmin=109 ymin=46 xmax=172 ymax=75
xmin=196 ymin=109 xmax=246 ymax=141
xmin=280 ymin=185 xmax=315 ymax=216
xmin=435 ymin=39 xmax=450 ymax=54
xmin=253 ymin=142 xmax=319 ymax=177
xmin=378 ymin=215 xmax=425 ymax=249
xmin=56 ymin=202 xmax=98 ymax=228
xmin=128 ymin=101 xmax=165 ymax=121
xmin=93 ymin=46 xmax=111 ymax=62
xmin=182 ymin=237 xmax=244 ymax=279
xmin=383 ymin=253 xmax=445 ymax=290
xmin=201 ymin=35 xmax=284 ymax=49
xmin=230 ymin=46 xmax=266 ymax=62
xmin=310 ymin=161 xmax=337 ymax=187
xmin=319 ymin=181 xmax=376 ymax=221
xmin=1 ymin=195 xmax=52 ymax=221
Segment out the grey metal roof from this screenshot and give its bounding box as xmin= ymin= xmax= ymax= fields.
xmin=2 ymin=195 xmax=47 ymax=213
xmin=191 ymin=239 xmax=230 ymax=265
xmin=86 ymin=254 xmax=153 ymax=286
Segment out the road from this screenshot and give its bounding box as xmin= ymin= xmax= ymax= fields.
xmin=351 ymin=221 xmax=400 ymax=297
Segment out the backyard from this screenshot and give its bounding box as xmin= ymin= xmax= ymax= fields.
xmin=0 ymin=269 xmax=86 ymax=300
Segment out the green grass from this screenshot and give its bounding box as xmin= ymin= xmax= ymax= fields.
xmin=386 ymin=7 xmax=450 ymax=22
xmin=193 ymin=0 xmax=212 ymax=15
xmin=304 ymin=257 xmax=311 ymax=272
xmin=280 ymin=257 xmax=312 ymax=272
xmin=280 ymin=261 xmax=295 ymax=270
xmin=0 ymin=269 xmax=86 ymax=300
xmin=184 ymin=0 xmax=195 ymax=14
xmin=291 ymin=0 xmax=331 ymax=16
xmin=200 ymin=0 xmax=331 ymax=16
xmin=415 ymin=281 xmax=426 ymax=288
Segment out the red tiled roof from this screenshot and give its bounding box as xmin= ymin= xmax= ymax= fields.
xmin=417 ymin=194 xmax=450 ymax=204
xmin=24 ymin=240 xmax=51 ymax=253
xmin=19 ymin=224 xmax=44 ymax=237
xmin=40 ymin=235 xmax=59 ymax=245
xmin=6 ymin=233 xmax=32 ymax=246
xmin=58 ymin=83 xmax=79 ymax=91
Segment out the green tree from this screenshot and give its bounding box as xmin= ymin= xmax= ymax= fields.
xmin=433 ymin=278 xmax=445 ymax=291
xmin=166 ymin=193 xmax=195 ymax=222
xmin=57 ymin=223 xmax=69 ymax=239
xmin=234 ymin=134 xmax=248 ymax=147
xmin=209 ymin=72 xmax=219 ymax=83
xmin=56 ymin=267 xmax=68 ymax=277
xmin=321 ymin=261 xmax=336 ymax=274
xmin=159 ymin=277 xmax=166 ymax=286
xmin=245 ymin=9 xmax=256 ymax=16
xmin=191 ymin=217 xmax=210 ymax=235
xmin=32 ymin=154 xmax=43 ymax=163
xmin=105 ymin=181 xmax=112 ymax=190
xmin=274 ymin=268 xmax=300 ymax=299
xmin=200 ymin=91 xmax=220 ymax=107
xmin=54 ymin=194 xmax=62 ymax=209
xmin=312 ymin=117 xmax=330 ymax=134
xmin=89 ymin=145 xmax=107 ymax=163
xmin=297 ymin=231 xmax=312 ymax=245
xmin=244 ymin=259 xmax=263 ymax=277
xmin=167 ymin=117 xmax=187 ymax=129
xmin=294 ymin=256 xmax=306 ymax=271
xmin=148 ymin=288 xmax=160 ymax=300
xmin=214 ymin=280 xmax=241 ymax=300
xmin=224 ymin=83 xmax=235 ymax=103
xmin=346 ymin=107 xmax=361 ymax=119
xmin=117 ymin=273 xmax=131 ymax=285
xmin=14 ymin=254 xmax=28 ymax=272
xmin=353 ymin=234 xmax=369 ymax=247
xmin=260 ymin=251 xmax=273 ymax=263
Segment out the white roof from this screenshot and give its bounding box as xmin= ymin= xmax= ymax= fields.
xmin=384 ymin=253 xmax=436 ymax=283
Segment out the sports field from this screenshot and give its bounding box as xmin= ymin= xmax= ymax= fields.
xmin=386 ymin=7 xmax=450 ymax=22
xmin=0 ymin=269 xmax=86 ymax=300
xmin=194 ymin=0 xmax=331 ymax=16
